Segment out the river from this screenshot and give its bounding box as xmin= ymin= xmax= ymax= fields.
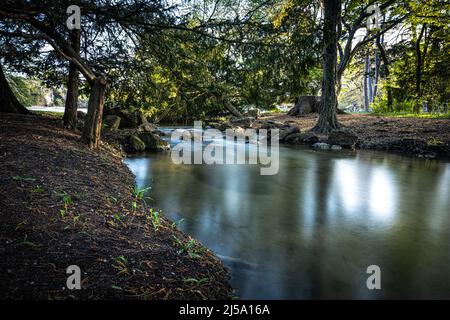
xmin=124 ymin=132 xmax=450 ymax=299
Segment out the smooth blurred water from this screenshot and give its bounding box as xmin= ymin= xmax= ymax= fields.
xmin=124 ymin=138 xmax=450 ymax=299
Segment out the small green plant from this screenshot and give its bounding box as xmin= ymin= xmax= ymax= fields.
xmin=147 ymin=208 xmax=161 ymax=231
xmin=12 ymin=175 xmax=36 ymax=182
xmin=131 ymin=185 xmax=151 ymax=211
xmin=112 ymin=255 xmax=128 ymax=274
xmin=427 ymin=137 xmax=445 ymax=147
xmin=183 ymin=277 xmax=209 ymax=287
xmin=132 ymin=185 xmax=151 ymax=200
xmin=171 ymin=218 xmax=185 ymax=230
xmin=113 ymin=213 xmax=123 ymax=223
xmin=172 ymin=236 xmax=204 ymax=259
xmin=32 ymin=185 xmax=44 ymax=193
xmin=55 ymin=191 xmax=72 ymax=218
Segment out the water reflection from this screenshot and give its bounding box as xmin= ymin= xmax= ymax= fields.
xmin=125 ymin=145 xmax=450 ymax=299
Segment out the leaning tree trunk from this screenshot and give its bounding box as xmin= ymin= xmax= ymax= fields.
xmin=0 ymin=62 xmax=30 ymax=114
xmin=63 ymin=29 xmax=80 ymax=129
xmin=82 ymin=77 xmax=107 ymax=148
xmin=313 ymin=0 xmax=340 ymax=134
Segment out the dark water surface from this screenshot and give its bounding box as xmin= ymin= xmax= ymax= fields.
xmin=125 ymin=141 xmax=450 ymax=299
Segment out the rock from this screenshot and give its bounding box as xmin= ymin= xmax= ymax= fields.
xmin=116 ymin=110 xmax=139 ymax=128
xmin=327 ymin=128 xmax=358 ymax=149
xmin=265 ymin=120 xmax=285 ymax=128
xmin=244 ymin=109 xmax=260 ymax=119
xmin=225 ymin=126 xmax=247 ymax=138
xmin=130 ymin=135 xmax=146 ymax=152
xmin=288 ymin=96 xmax=320 ymax=116
xmin=229 ymin=116 xmax=254 ymax=128
xmin=279 ymin=125 xmax=300 ymax=141
xmin=77 ymin=111 xmax=86 ymax=120
xmin=103 ymin=115 xmax=121 ymax=131
xmin=139 ymin=132 xmax=170 ymax=152
xmin=139 ymin=122 xmax=157 ymax=133
xmin=285 ymin=132 xmax=319 ymax=145
xmin=312 ymin=142 xmax=331 ymax=150
xmin=153 ymin=129 xmax=170 ymax=137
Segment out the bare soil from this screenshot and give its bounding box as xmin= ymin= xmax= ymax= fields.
xmin=0 ymin=113 xmax=232 ymax=299
xmin=262 ymin=113 xmax=450 ymax=159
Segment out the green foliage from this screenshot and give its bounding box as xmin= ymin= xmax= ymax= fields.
xmin=54 ymin=190 xmax=72 ymax=218
xmin=172 ymin=235 xmax=205 ymax=259
xmin=147 ymin=208 xmax=161 ymax=231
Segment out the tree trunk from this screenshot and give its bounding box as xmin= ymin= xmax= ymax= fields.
xmin=414 ymin=24 xmax=427 ymax=113
xmin=63 ymin=29 xmax=80 ymax=129
xmin=0 ymin=62 xmax=30 ymax=114
xmin=313 ymin=0 xmax=341 ymax=134
xmin=82 ymin=77 xmax=107 ymax=148
xmin=368 ymin=54 xmax=374 ymax=104
xmin=376 ymin=36 xmax=393 ymax=111
xmin=373 ymin=51 xmax=380 ymax=99
xmin=364 ymin=54 xmax=370 ymax=112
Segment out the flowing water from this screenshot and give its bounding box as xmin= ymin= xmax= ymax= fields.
xmin=124 ymin=133 xmax=450 ymax=299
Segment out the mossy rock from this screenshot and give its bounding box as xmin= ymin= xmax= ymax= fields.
xmin=139 ymin=132 xmax=170 ymax=152
xmin=129 ymin=135 xmax=146 ymax=152
xmin=104 ymin=115 xmax=121 ymax=131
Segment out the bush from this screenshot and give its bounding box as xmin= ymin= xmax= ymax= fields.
xmin=371 ymin=98 xmax=416 ymax=113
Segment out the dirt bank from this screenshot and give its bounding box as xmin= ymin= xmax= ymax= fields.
xmin=261 ymin=113 xmax=450 ymax=159
xmin=0 ymin=113 xmax=232 ymax=299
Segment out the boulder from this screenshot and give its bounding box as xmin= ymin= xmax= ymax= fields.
xmin=103 ymin=115 xmax=121 ymax=131
xmin=244 ymin=109 xmax=260 ymax=119
xmin=130 ymin=135 xmax=146 ymax=152
xmin=327 ymin=128 xmax=358 ymax=149
xmin=139 ymin=132 xmax=170 ymax=152
xmin=288 ymin=96 xmax=320 ymax=116
xmin=225 ymin=126 xmax=246 ymax=137
xmin=139 ymin=122 xmax=157 ymax=133
xmin=153 ymin=129 xmax=170 ymax=137
xmin=312 ymin=142 xmax=331 ymax=150
xmin=77 ymin=111 xmax=86 ymax=120
xmin=279 ymin=125 xmax=300 ymax=141
xmin=229 ymin=116 xmax=254 ymax=128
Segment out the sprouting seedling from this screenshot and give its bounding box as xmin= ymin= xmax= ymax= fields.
xmin=112 ymin=255 xmax=128 ymax=274
xmin=147 ymin=208 xmax=161 ymax=231
xmin=131 ymin=185 xmax=151 ymax=211
xmin=183 ymin=278 xmax=209 ymax=287
xmin=113 ymin=213 xmax=123 ymax=223
xmin=55 ymin=190 xmax=72 ymax=218
xmin=12 ymin=175 xmax=36 ymax=182
xmin=172 ymin=236 xmax=204 ymax=259
xmin=171 ymin=218 xmax=185 ymax=230
xmin=132 ymin=185 xmax=151 ymax=200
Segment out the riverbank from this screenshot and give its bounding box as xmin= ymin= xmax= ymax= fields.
xmin=259 ymin=113 xmax=450 ymax=160
xmin=0 ymin=113 xmax=232 ymax=299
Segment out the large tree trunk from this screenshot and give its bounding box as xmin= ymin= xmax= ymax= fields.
xmin=313 ymin=0 xmax=341 ymax=134
xmin=82 ymin=77 xmax=107 ymax=148
xmin=0 ymin=62 xmax=30 ymax=114
xmin=63 ymin=29 xmax=80 ymax=129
